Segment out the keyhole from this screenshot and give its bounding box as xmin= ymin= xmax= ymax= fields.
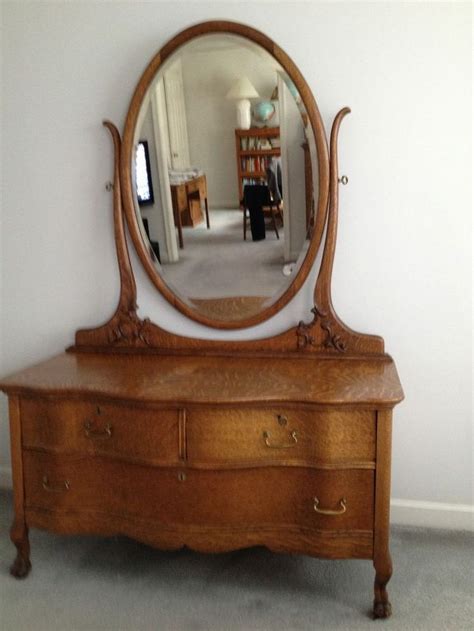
xmin=277 ymin=414 xmax=288 ymax=427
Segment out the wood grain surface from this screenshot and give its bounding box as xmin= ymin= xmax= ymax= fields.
xmin=25 ymin=506 xmax=373 ymax=558
xmin=0 ymin=352 xmax=404 ymax=406
xmin=20 ymin=398 xmax=181 ymax=467
xmin=186 ymin=407 xmax=375 ymax=469
xmin=23 ymin=451 xmax=374 ymax=531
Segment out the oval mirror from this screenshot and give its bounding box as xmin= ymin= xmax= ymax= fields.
xmin=122 ymin=22 xmax=329 ymax=329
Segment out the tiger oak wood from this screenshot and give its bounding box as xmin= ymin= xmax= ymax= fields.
xmin=186 ymin=407 xmax=376 ymax=468
xmin=23 ymin=452 xmax=374 ymax=531
xmin=0 ymin=20 xmax=403 ymax=621
xmin=25 ymin=507 xmax=374 ymax=559
xmin=0 ymin=353 xmax=402 ymax=406
xmin=21 ymin=398 xmax=181 ymax=467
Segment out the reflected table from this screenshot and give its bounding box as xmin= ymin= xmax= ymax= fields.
xmin=170 ymin=174 xmax=210 ymax=249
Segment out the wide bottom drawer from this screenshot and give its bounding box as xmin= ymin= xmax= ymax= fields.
xmin=23 ymin=451 xmax=374 ymax=531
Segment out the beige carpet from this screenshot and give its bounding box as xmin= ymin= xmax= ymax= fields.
xmin=160 ymin=209 xmax=291 ymax=299
xmin=0 ymin=490 xmax=473 ymax=630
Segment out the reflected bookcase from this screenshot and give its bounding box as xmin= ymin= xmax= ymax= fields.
xmin=234 ymin=127 xmax=280 ymax=203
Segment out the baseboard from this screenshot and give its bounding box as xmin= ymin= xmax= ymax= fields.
xmin=0 ymin=465 xmax=12 ymax=490
xmin=391 ymin=498 xmax=474 ymax=531
xmin=0 ymin=466 xmax=471 ymax=531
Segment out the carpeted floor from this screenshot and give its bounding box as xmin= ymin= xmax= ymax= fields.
xmin=0 ymin=489 xmax=472 ymax=631
xmin=160 ymin=209 xmax=290 ymax=298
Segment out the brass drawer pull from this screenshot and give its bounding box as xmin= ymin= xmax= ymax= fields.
xmin=84 ymin=421 xmax=113 ymax=440
xmin=313 ymin=497 xmax=346 ymax=515
xmin=42 ymin=476 xmax=70 ymax=493
xmin=263 ymin=430 xmax=298 ymax=449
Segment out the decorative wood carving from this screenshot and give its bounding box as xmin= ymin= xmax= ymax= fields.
xmin=108 ymin=310 xmax=151 ymax=347
xmin=296 ymin=306 xmax=347 ymax=352
xmin=311 ymin=107 xmax=383 ymax=354
xmin=70 ymin=29 xmax=383 ymax=356
xmin=71 ymin=110 xmax=384 ymax=357
xmin=293 ymin=107 xmax=383 ymax=356
xmin=75 ymin=122 xmax=151 ymax=349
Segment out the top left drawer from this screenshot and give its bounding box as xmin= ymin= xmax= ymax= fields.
xmin=20 ymin=398 xmax=181 ymax=466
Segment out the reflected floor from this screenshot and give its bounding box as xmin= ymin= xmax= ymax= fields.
xmin=162 ymin=209 xmax=287 ymax=299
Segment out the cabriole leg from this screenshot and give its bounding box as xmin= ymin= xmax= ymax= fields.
xmin=373 ymin=556 xmax=392 ymax=618
xmin=10 ymin=520 xmax=31 ymax=579
xmin=373 ymin=409 xmax=393 ymax=619
xmin=7 ymin=395 xmax=31 ymax=578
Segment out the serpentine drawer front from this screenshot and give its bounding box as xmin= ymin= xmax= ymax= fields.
xmin=186 ymin=407 xmax=376 ymax=468
xmin=21 ymin=399 xmax=377 ymax=471
xmin=20 ymin=398 xmax=181 ymax=466
xmin=23 ymin=450 xmax=374 ymax=531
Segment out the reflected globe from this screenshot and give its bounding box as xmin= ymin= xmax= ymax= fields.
xmin=253 ymin=100 xmax=276 ymax=123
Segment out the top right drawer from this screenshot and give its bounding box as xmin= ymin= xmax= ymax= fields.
xmin=186 ymin=408 xmax=375 ymax=468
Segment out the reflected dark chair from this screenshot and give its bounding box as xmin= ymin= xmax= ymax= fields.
xmin=242 ymin=184 xmax=280 ymax=241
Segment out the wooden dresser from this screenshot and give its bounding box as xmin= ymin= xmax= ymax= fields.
xmin=2 ymin=353 xmax=402 ymax=619
xmin=0 ymin=21 xmax=403 ymax=621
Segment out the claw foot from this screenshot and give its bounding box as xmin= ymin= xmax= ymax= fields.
xmin=10 ymin=553 xmax=31 ymax=579
xmin=373 ymin=600 xmax=392 ymax=619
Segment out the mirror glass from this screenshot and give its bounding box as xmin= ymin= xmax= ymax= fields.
xmin=131 ymin=33 xmax=319 ymax=322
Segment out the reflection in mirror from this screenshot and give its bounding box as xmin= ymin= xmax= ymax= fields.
xmin=136 ymin=141 xmax=154 ymax=205
xmin=132 ymin=33 xmax=319 ymax=321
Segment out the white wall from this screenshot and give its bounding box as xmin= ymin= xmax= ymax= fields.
xmin=1 ymin=3 xmax=472 ymax=524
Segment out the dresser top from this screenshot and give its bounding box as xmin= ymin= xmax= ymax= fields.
xmin=0 ymin=352 xmax=403 ymax=407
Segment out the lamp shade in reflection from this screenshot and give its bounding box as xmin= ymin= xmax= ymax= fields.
xmin=226 ymin=76 xmax=259 ymax=130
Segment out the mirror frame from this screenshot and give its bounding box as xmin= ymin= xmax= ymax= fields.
xmin=121 ymin=20 xmax=329 ymax=330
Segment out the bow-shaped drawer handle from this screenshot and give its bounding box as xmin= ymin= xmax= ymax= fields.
xmin=42 ymin=476 xmax=70 ymax=493
xmin=84 ymin=421 xmax=113 ymax=440
xmin=263 ymin=430 xmax=298 ymax=449
xmin=313 ymin=497 xmax=347 ymax=515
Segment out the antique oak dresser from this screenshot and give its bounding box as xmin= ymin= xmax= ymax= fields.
xmin=0 ymin=21 xmax=403 ymax=620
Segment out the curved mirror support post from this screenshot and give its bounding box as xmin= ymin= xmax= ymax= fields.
xmin=72 ymin=103 xmax=384 ymax=356
xmin=69 ymin=22 xmax=384 ymax=355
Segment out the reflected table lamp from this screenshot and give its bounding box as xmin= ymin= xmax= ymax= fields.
xmin=226 ymin=76 xmax=259 ymax=129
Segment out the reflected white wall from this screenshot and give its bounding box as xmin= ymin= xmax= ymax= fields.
xmin=182 ymin=46 xmax=278 ymax=209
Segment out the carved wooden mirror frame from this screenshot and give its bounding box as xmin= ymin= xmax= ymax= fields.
xmin=122 ymin=21 xmax=330 ymax=330
xmin=70 ymin=21 xmax=385 ymax=357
